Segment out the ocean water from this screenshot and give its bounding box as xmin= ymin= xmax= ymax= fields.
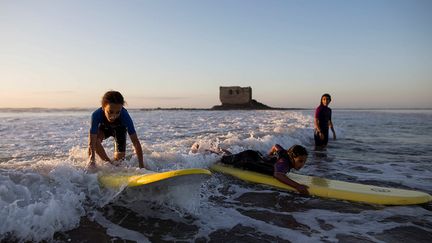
xmin=0 ymin=109 xmax=431 ymax=242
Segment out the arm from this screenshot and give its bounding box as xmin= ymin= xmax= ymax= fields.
xmin=268 ymin=144 xmax=284 ymax=156
xmin=88 ymin=133 xmax=97 ymax=164
xmin=121 ymin=109 xmax=144 ymax=168
xmin=314 ymin=118 xmax=320 ymax=132
xmin=274 ymin=172 xmax=309 ymax=195
xmin=314 ymin=107 xmax=325 ymax=140
xmin=87 ymin=109 xmax=111 ymax=167
xmin=129 ymin=133 xmax=145 ymax=168
xmin=329 ymin=120 xmax=336 ymax=140
xmin=88 ymin=132 xmax=111 ymax=163
xmin=87 ymin=132 xmax=112 ymax=171
xmin=329 ymin=109 xmax=336 ymax=140
xmin=88 ymin=110 xmax=99 ymax=165
xmin=314 ymin=118 xmax=325 ymax=140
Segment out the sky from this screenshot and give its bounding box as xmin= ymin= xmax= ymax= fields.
xmin=0 ymin=0 xmax=431 ymax=109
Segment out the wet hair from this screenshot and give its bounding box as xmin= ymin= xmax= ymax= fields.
xmin=320 ymin=93 xmax=331 ymax=105
xmin=101 ymin=91 xmax=125 ymax=107
xmin=287 ymin=145 xmax=308 ymax=158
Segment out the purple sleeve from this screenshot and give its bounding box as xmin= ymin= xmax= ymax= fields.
xmin=274 ymin=160 xmax=291 ymax=174
xmin=315 ymin=106 xmax=322 ymax=118
xmin=120 ymin=108 xmax=137 ymax=135
xmin=89 ymin=108 xmax=103 ymax=134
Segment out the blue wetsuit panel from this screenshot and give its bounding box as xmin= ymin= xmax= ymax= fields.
xmin=89 ymin=107 xmax=136 ymax=135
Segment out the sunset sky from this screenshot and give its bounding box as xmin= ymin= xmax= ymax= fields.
xmin=1 ymin=0 xmax=431 ymax=109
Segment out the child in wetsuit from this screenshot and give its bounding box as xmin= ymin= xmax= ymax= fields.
xmin=220 ymin=144 xmax=309 ymax=194
xmin=314 ymin=93 xmax=336 ymax=149
xmin=87 ymin=91 xmax=145 ymax=170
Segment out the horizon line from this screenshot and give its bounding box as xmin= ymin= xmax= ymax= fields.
xmin=0 ymin=107 xmax=431 ymax=111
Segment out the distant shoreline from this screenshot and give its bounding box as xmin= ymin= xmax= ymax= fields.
xmin=0 ymin=107 xmax=431 ymax=112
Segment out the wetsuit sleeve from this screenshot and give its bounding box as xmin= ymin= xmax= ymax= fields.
xmin=89 ymin=108 xmax=103 ymax=134
xmin=273 ymin=144 xmax=286 ymax=159
xmin=315 ymin=106 xmax=322 ymax=118
xmin=274 ymin=159 xmax=291 ymax=174
xmin=121 ymin=109 xmax=137 ymax=135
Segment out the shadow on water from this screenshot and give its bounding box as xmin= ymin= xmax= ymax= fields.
xmin=205 ymin=224 xmax=292 ymax=243
xmin=54 ymin=217 xmax=118 ymax=243
xmin=103 ymin=204 xmax=199 ymax=242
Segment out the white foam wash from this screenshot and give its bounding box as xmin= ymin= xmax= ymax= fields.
xmin=0 ymin=109 xmax=431 ymax=242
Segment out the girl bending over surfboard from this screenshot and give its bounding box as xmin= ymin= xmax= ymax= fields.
xmin=220 ymin=144 xmax=309 ymax=195
xmin=87 ymin=91 xmax=145 ymax=170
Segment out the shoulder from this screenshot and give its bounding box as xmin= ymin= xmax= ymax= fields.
xmin=90 ymin=108 xmax=103 ymax=132
xmin=120 ymin=108 xmax=135 ymax=125
xmin=121 ymin=107 xmax=128 ymax=114
xmin=120 ymin=108 xmax=136 ymax=134
xmin=92 ymin=107 xmax=103 ymax=113
xmin=91 ymin=107 xmax=103 ymax=118
xmin=274 ymin=157 xmax=291 ymax=174
xmin=315 ymin=105 xmax=323 ymax=116
xmin=317 ymin=105 xmax=325 ymax=111
xmin=120 ymin=108 xmax=132 ymax=118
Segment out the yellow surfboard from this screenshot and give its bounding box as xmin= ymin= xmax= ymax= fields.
xmin=210 ymin=163 xmax=432 ymax=205
xmin=99 ymin=168 xmax=212 ymax=189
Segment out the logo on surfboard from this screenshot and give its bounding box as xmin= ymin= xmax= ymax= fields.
xmin=371 ymin=188 xmax=391 ymax=193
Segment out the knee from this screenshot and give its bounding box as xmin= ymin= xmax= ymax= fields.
xmin=96 ymin=138 xmax=104 ymax=145
xmin=114 ymin=152 xmax=125 ymax=161
xmin=96 ymin=133 xmax=105 ymax=144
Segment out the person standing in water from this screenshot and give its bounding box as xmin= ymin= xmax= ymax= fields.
xmin=314 ymin=93 xmax=336 ymax=149
xmin=87 ymin=91 xmax=145 ymax=170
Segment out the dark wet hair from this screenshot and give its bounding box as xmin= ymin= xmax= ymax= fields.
xmin=287 ymin=145 xmax=308 ymax=158
xmin=101 ymin=91 xmax=125 ymax=107
xmin=320 ymin=93 xmax=331 ymax=105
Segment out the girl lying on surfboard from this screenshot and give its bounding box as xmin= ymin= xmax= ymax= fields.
xmin=86 ymin=91 xmax=145 ymax=170
xmin=219 ymin=144 xmax=309 ymax=195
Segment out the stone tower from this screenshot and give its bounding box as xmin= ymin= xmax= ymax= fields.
xmin=219 ymin=86 xmax=252 ymax=105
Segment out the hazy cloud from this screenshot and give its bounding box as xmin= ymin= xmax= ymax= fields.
xmin=31 ymin=90 xmax=76 ymax=95
xmin=130 ymin=96 xmax=190 ymax=100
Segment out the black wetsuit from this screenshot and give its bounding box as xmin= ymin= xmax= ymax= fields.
xmin=220 ymin=146 xmax=293 ymax=175
xmin=314 ymin=104 xmax=332 ymax=147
